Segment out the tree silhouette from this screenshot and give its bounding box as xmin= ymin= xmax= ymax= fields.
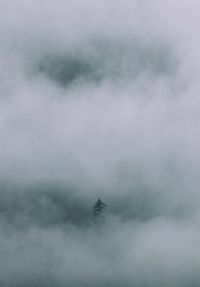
xmin=93 ymin=198 xmax=107 ymax=221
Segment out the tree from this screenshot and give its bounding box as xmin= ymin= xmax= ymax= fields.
xmin=93 ymin=198 xmax=107 ymax=221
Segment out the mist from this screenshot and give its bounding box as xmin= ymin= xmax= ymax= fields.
xmin=0 ymin=0 xmax=200 ymax=286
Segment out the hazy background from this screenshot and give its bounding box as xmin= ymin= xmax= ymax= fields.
xmin=0 ymin=0 xmax=200 ymax=286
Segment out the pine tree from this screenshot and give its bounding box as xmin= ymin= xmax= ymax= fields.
xmin=93 ymin=198 xmax=107 ymax=221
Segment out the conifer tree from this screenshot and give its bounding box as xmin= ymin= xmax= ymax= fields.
xmin=93 ymin=198 xmax=107 ymax=221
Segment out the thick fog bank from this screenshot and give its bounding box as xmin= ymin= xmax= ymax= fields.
xmin=0 ymin=0 xmax=200 ymax=286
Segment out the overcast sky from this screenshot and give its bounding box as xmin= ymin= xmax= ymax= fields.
xmin=0 ymin=0 xmax=200 ymax=286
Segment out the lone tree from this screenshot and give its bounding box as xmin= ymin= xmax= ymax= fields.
xmin=93 ymin=198 xmax=107 ymax=221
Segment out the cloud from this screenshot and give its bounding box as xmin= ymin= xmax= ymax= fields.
xmin=0 ymin=0 xmax=200 ymax=286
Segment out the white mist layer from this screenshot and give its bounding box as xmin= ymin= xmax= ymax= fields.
xmin=0 ymin=0 xmax=200 ymax=286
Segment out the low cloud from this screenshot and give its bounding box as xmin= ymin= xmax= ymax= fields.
xmin=0 ymin=0 xmax=200 ymax=286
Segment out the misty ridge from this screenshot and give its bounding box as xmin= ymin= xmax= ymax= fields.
xmin=1 ymin=0 xmax=200 ymax=286
xmin=36 ymin=39 xmax=175 ymax=87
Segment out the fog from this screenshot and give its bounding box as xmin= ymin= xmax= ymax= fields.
xmin=0 ymin=0 xmax=200 ymax=286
